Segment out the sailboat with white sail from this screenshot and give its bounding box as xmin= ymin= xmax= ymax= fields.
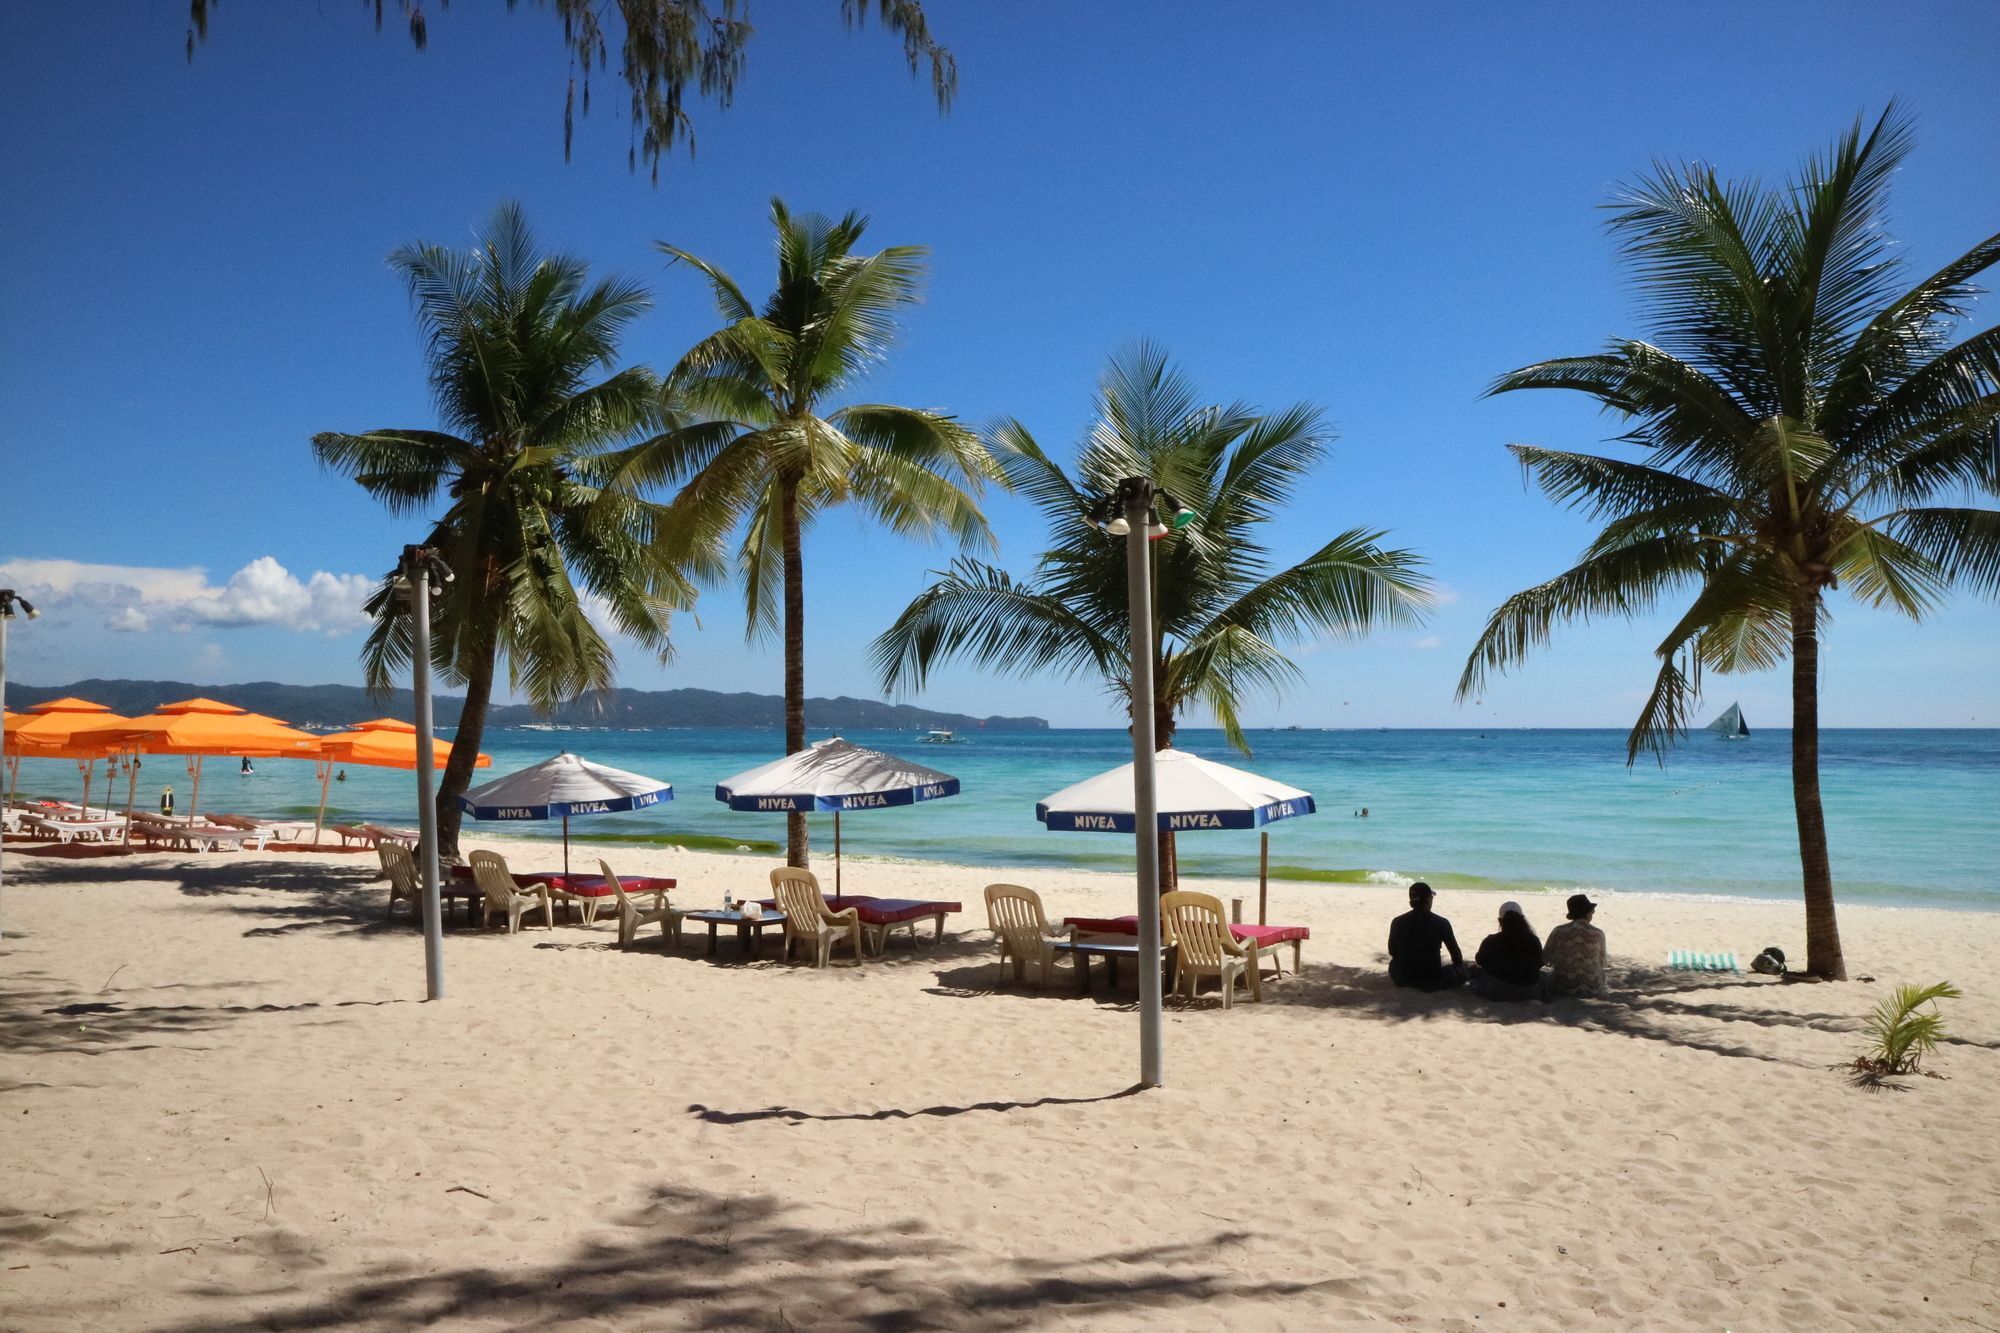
xmin=1705 ymin=702 xmax=1750 ymax=740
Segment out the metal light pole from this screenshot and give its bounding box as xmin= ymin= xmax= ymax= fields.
xmin=0 ymin=590 xmax=41 ymax=944
xmin=399 ymin=547 xmax=452 ymax=1001
xmin=1118 ymin=479 xmax=1166 ymax=1088
xmin=1086 ymin=479 xmax=1197 ymax=1089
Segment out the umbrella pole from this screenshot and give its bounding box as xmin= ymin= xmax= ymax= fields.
xmin=834 ymin=810 xmax=841 ymax=898
xmin=79 ymin=758 xmax=92 ymax=816
xmin=562 ymin=814 xmax=570 ymax=877
xmin=312 ymin=759 xmax=332 ymax=846
xmin=187 ymin=755 xmax=204 ymax=827
xmin=122 ymin=752 xmax=139 ymax=847
xmin=1259 ymin=831 xmax=1269 ymax=924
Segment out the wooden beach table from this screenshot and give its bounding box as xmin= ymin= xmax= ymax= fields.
xmin=1050 ymin=938 xmax=1179 ymax=995
xmin=683 ymin=908 xmax=789 ymax=957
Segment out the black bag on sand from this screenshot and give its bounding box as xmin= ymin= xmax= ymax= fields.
xmin=1751 ymin=946 xmax=1788 ymax=976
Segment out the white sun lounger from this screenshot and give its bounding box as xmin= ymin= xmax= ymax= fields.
xmin=23 ymin=813 xmax=128 ymax=844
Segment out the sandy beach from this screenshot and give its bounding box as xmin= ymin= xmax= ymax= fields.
xmin=3 ymin=836 xmax=1998 ymax=1331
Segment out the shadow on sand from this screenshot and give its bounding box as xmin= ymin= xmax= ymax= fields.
xmin=148 ymin=1180 xmax=1344 ymax=1332
xmin=0 ymin=967 xmax=403 ymax=1058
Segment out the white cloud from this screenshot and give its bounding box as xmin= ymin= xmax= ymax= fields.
xmin=0 ymin=556 xmax=376 ymax=636
xmin=1412 ymin=635 xmax=1444 ymax=650
xmin=1429 ymin=584 xmax=1462 ymax=606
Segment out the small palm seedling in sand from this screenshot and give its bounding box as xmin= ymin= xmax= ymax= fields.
xmin=1845 ymin=982 xmax=1961 ymax=1084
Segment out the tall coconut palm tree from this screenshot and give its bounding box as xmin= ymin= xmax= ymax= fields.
xmin=626 ymin=198 xmax=999 ymax=867
xmin=1460 ymin=108 xmax=2000 ymax=979
xmin=873 ymin=343 xmax=1434 ymax=888
xmin=314 ymin=202 xmax=696 ymax=857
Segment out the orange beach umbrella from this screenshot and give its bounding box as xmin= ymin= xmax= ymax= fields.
xmin=70 ymin=697 xmax=321 ymax=834
xmin=4 ymin=698 xmax=135 ymax=812
xmin=306 ymin=718 xmax=490 ymax=844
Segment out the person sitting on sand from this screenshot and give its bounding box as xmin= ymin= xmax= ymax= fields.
xmin=1388 ymin=882 xmax=1464 ymax=991
xmin=1471 ymin=901 xmax=1544 ymax=1000
xmin=1542 ymin=893 xmax=1607 ymax=997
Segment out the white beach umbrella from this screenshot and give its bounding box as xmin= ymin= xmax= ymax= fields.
xmin=715 ymin=737 xmax=960 ymax=894
xmin=1036 ymin=748 xmax=1315 ymax=921
xmin=459 ymin=752 xmax=673 ymax=874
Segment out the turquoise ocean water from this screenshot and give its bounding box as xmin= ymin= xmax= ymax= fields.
xmin=12 ymin=727 xmax=1994 ymax=911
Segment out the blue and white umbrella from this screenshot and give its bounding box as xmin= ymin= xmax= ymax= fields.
xmin=460 ymin=752 xmax=673 ymax=873
xmin=715 ymin=737 xmax=958 ymax=892
xmin=1036 ymin=748 xmax=1314 ymax=920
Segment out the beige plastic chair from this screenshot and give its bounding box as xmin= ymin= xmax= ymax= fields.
xmin=601 ymin=859 xmax=684 ymax=949
xmin=983 ymin=883 xmax=1074 ymax=987
xmin=1161 ymin=890 xmax=1262 ymax=1008
xmin=770 ymin=867 xmax=863 ymax=968
xmin=378 ymin=841 xmax=424 ymax=919
xmin=470 ymin=849 xmax=553 ymax=934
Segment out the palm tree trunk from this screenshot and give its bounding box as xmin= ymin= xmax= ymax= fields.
xmin=435 ymin=627 xmax=498 ymax=862
xmin=1790 ymin=589 xmax=1845 ymax=980
xmin=781 ymin=475 xmax=809 ymax=869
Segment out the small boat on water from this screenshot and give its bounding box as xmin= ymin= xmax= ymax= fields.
xmin=920 ymin=728 xmax=960 ymax=744
xmin=1705 ymin=702 xmax=1751 ymax=740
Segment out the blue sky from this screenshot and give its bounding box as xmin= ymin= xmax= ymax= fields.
xmin=2 ymin=3 xmax=1995 ymax=728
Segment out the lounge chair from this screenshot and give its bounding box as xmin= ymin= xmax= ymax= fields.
xmin=210 ymin=813 xmax=307 ymax=843
xmin=470 ymin=850 xmax=553 ymax=934
xmin=770 ymin=867 xmax=864 ymax=968
xmin=185 ymin=823 xmax=262 ymax=851
xmin=602 ymin=859 xmax=683 ymax=949
xmin=378 ymin=842 xmax=423 ymax=920
xmin=1063 ymin=912 xmax=1308 ymax=978
xmin=23 ymin=813 xmax=126 ymax=844
xmin=330 ymin=824 xmax=376 ymax=847
xmin=364 ymin=824 xmax=420 ymax=848
xmin=983 ymin=883 xmax=1075 ymax=987
xmin=1161 ymin=890 xmax=1263 ymax=1008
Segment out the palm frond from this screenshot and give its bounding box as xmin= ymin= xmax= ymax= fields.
xmin=1883 ymin=506 xmax=2000 ymax=596
xmin=872 ymin=558 xmax=1122 ymax=695
xmin=1459 ymin=535 xmax=1708 ymax=702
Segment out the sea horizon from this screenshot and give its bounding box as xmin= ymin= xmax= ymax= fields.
xmin=14 ymin=724 xmax=1993 ymax=915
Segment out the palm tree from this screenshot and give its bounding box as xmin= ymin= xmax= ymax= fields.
xmin=627 ymin=198 xmax=999 ymax=867
xmin=314 ymin=202 xmax=696 ymax=857
xmin=1460 ymin=108 xmax=2000 ymax=980
xmin=873 ymin=343 xmax=1434 ymax=888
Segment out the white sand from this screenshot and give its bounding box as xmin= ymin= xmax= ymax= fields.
xmin=3 ymin=835 xmax=1998 ymax=1330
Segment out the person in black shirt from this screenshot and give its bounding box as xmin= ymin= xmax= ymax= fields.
xmin=1472 ymin=900 xmax=1545 ymax=1000
xmin=1387 ymin=881 xmax=1464 ymax=990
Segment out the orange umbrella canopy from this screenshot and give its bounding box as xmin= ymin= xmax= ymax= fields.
xmin=154 ymin=697 xmax=250 ymax=716
xmin=71 ymin=699 xmax=320 ymax=758
xmin=319 ymin=718 xmax=490 ymax=771
xmin=6 ymin=698 xmax=136 ymax=758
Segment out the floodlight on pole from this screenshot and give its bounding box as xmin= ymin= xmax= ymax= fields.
xmin=0 ymin=589 xmax=38 ymax=944
xmin=396 ymin=546 xmax=453 ymax=1001
xmin=1079 ymin=477 xmax=1200 ymax=1089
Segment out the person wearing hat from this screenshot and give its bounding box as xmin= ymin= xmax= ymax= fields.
xmin=1543 ymin=893 xmax=1607 ymax=997
xmin=1472 ymin=900 xmax=1545 ymax=1001
xmin=1387 ymin=881 xmax=1465 ymax=991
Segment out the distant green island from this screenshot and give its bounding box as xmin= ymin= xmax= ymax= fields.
xmin=8 ymin=679 xmax=1048 ymax=734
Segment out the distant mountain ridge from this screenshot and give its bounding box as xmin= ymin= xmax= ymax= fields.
xmin=5 ymin=679 xmax=1047 ymax=733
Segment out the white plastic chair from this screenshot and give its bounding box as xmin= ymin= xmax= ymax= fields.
xmin=378 ymin=841 xmax=423 ymax=920
xmin=1161 ymin=890 xmax=1262 ymax=1008
xmin=602 ymin=859 xmax=684 ymax=949
xmin=470 ymin=850 xmax=553 ymax=934
xmin=770 ymin=867 xmax=863 ymax=968
xmin=983 ymin=883 xmax=1074 ymax=987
